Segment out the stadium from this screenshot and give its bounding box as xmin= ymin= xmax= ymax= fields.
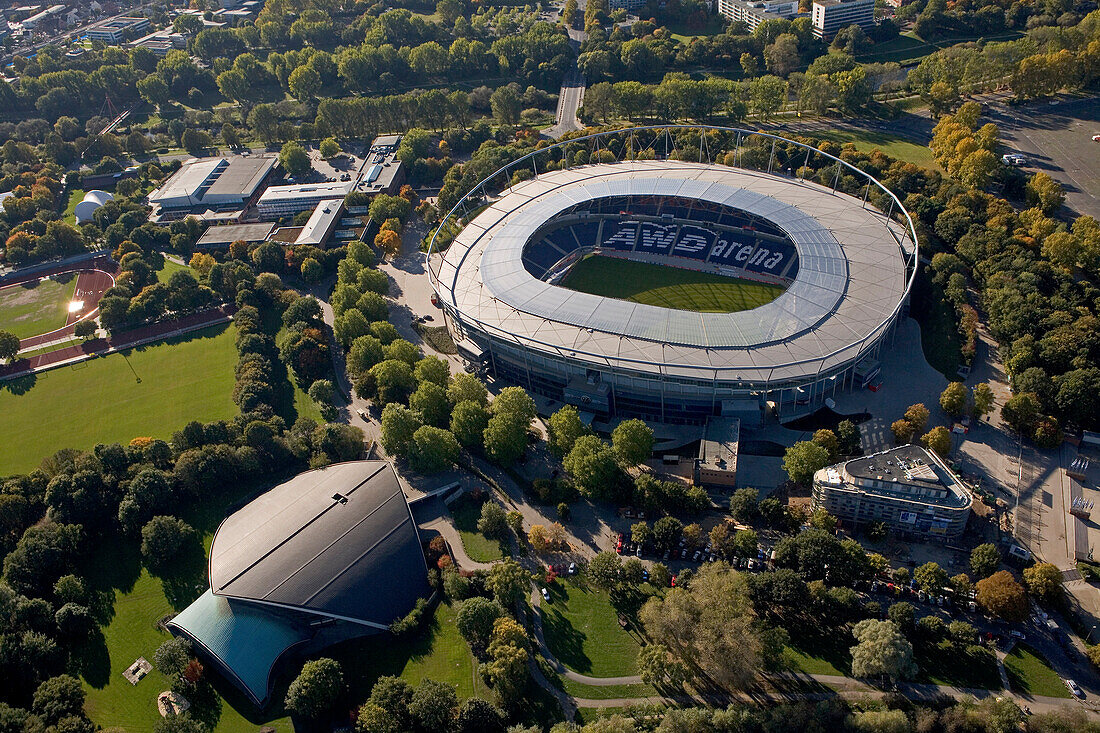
xmin=428 ymin=127 xmax=917 ymax=425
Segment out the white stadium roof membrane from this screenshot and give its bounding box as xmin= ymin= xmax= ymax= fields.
xmin=434 ymin=160 xmax=913 ymax=383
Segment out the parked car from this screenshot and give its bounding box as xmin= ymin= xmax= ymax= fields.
xmin=568 ymin=562 xmax=577 ymax=575
xmin=1010 ymin=630 xmax=1026 ymax=640
xmin=1066 ymin=679 xmax=1084 ymax=698
xmin=541 ymin=588 xmax=550 ymax=601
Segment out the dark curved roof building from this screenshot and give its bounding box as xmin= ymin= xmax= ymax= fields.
xmin=168 ymin=461 xmax=430 ymax=707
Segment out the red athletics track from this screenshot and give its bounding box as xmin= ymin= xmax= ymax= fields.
xmin=0 ymin=306 xmax=235 ymax=381
xmin=0 ymin=257 xmax=118 ymax=350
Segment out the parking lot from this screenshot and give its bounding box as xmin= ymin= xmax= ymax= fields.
xmin=981 ymin=94 xmax=1100 ymax=219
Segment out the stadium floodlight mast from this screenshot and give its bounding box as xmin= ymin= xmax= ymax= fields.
xmin=425 ymin=126 xmax=919 ymax=421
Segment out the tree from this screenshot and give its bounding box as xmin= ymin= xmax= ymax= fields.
xmin=140 ymin=516 xmax=196 ymax=574
xmin=319 ymin=137 xmax=341 ymax=159
xmin=904 ymin=404 xmax=930 ymax=434
xmin=155 ymin=716 xmax=206 ymax=733
xmin=548 ymin=405 xmax=587 ymax=457
xmin=477 ymin=502 xmax=508 ymax=540
xmin=410 ymin=426 xmax=459 ymax=473
xmin=976 ymin=570 xmax=1027 ymax=621
xmin=749 ymin=75 xmax=787 ymax=120
xmin=279 ymin=141 xmax=311 ymax=178
xmin=638 ymin=644 xmax=688 ymax=686
xmin=653 ymin=516 xmax=684 ymax=552
xmin=887 ymin=602 xmax=915 ymax=633
xmin=730 ymin=488 xmax=759 ymax=522
xmin=891 ymin=419 xmax=915 ymax=444
xmin=447 ymin=373 xmax=488 ymax=406
xmin=456 ymin=596 xmax=505 ymax=655
xmin=450 ymin=401 xmax=489 ymax=448
xmin=73 ymin=321 xmax=97 ymax=340
xmin=1023 ymin=562 xmax=1063 ymax=605
xmin=733 ymin=529 xmax=759 ymax=559
xmin=849 ymin=619 xmax=917 ymax=681
xmin=410 ymin=381 xmax=450 ymax=427
xmin=0 ymin=331 xmax=18 ymax=362
xmin=914 ymin=561 xmax=948 ymax=593
xmin=921 ymin=426 xmax=952 ymax=458
xmin=764 ymin=33 xmax=800 ymax=76
xmin=368 ymin=360 xmax=417 ymax=406
xmin=782 ymin=441 xmax=830 ymax=485
xmin=639 ymin=563 xmax=766 ymax=688
xmin=154 ymin=637 xmax=193 ymax=679
xmin=808 ymin=508 xmax=837 ymax=533
xmin=587 ymin=551 xmax=622 ymax=590
xmin=940 ymin=382 xmax=968 ymax=417
xmin=490 ymin=85 xmax=522 ymax=125
xmin=970 ymin=543 xmax=1001 ymax=579
xmin=455 ymin=698 xmax=505 ymax=733
xmin=33 ymin=675 xmax=85 ymax=726
xmin=611 ymin=419 xmax=654 ymax=466
xmin=365 ymin=676 xmax=412 ymax=731
xmin=1026 ymin=171 xmax=1065 ymax=215
xmin=564 ymin=436 xmax=622 ymax=501
xmin=483 ymin=413 xmax=528 ymax=466
xmin=972 ymin=383 xmax=995 ymax=419
xmin=380 ymin=403 xmax=422 ymax=457
xmin=631 ymin=521 xmax=654 ymax=548
xmin=285 ymin=658 xmax=344 ymax=720
xmin=812 ymin=429 xmax=839 ymax=460
xmin=409 ymin=680 xmax=457 ymax=732
xmin=488 ymin=559 xmax=529 ymax=606
xmin=1003 ymin=392 xmax=1042 ymax=435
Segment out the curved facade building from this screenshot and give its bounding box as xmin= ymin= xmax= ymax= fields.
xmin=168 ymin=461 xmax=430 ymax=707
xmin=431 ymin=146 xmax=915 ymax=425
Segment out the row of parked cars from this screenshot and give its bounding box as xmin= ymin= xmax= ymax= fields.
xmin=868 ymin=578 xmax=977 ymax=613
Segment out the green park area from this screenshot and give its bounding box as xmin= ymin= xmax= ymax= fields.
xmin=561 ymin=256 xmax=785 ymax=314
xmin=155 ymin=258 xmax=191 ymax=284
xmin=1004 ymin=644 xmax=1072 ymax=699
xmin=810 ymin=128 xmax=940 ymax=171
xmin=63 ymin=187 xmax=85 ymax=224
xmin=0 ymin=274 xmax=78 ymax=341
xmin=0 ymin=324 xmax=238 ymax=475
xmin=82 ymin=569 xmax=292 ymax=733
xmin=334 ymin=599 xmax=489 ymax=699
xmin=541 ymin=578 xmax=645 ymax=678
xmin=449 ymin=495 xmax=507 ymax=563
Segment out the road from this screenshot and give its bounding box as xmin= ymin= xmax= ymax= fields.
xmin=544 ymin=22 xmax=587 ymax=139
xmin=2 ymin=2 xmax=157 ymax=66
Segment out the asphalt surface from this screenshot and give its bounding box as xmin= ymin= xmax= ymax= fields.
xmin=979 ymin=94 xmax=1100 ymax=219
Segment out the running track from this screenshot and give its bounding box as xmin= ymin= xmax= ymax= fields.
xmin=0 ymin=258 xmax=118 ymax=350
xmin=0 ymin=307 xmax=234 ymax=382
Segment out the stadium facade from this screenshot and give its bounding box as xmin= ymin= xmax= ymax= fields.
xmin=429 ymin=128 xmax=917 ymax=425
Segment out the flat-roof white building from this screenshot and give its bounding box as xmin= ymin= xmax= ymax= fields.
xmin=86 ymin=15 xmax=151 ymax=44
xmin=294 ymin=199 xmax=344 ymax=247
xmin=257 ymin=181 xmax=354 ymax=219
xmin=718 ymin=0 xmax=800 ymax=29
xmin=811 ymin=0 xmax=875 ymax=38
xmin=148 ymin=156 xmax=275 ymax=219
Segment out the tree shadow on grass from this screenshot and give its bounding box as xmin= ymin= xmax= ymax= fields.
xmin=72 ymin=627 xmax=111 ymax=689
xmin=0 ymin=372 xmax=36 ymax=394
xmin=541 ymin=603 xmax=591 ymax=674
xmin=158 ymin=534 xmax=208 ymax=612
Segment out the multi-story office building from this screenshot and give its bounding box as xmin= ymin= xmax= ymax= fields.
xmin=811 ymin=0 xmax=875 ymax=39
xmin=812 ymin=444 xmax=972 ymax=539
xmin=86 ymin=16 xmax=151 ymax=44
xmin=717 ymin=0 xmax=799 ymax=30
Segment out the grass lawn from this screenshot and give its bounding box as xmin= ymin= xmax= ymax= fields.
xmin=1004 ymin=644 xmax=1072 ymax=699
xmin=0 ymin=274 xmax=78 ymax=340
xmin=668 ymin=15 xmax=725 ymax=43
xmin=858 ymin=33 xmax=939 ymax=65
xmin=63 ymin=187 xmax=85 ymax=224
xmin=155 ymin=259 xmax=190 ymax=285
xmin=0 ymin=324 xmax=237 ymax=475
xmin=81 ymin=548 xmax=292 ymax=733
xmin=910 ymin=267 xmax=964 ymax=380
xmin=561 ymin=678 xmax=658 ymax=700
xmin=920 ymin=650 xmax=1002 ymax=690
xmin=449 ymin=495 xmax=507 ymax=563
xmin=333 ymin=599 xmax=489 ymax=700
xmin=783 ymin=644 xmax=848 ymax=676
xmin=809 ymin=128 xmax=940 ymax=171
xmin=561 ymin=256 xmax=785 ymax=313
xmin=541 ymin=579 xmax=643 ymax=677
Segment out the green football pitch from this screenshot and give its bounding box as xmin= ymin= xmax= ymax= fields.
xmin=0 ymin=275 xmax=78 ymax=340
xmin=559 ymin=255 xmax=785 ymax=313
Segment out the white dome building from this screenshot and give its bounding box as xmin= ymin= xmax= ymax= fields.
xmin=73 ymin=190 xmax=114 ymax=224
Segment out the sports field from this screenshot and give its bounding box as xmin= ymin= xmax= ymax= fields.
xmin=0 ymin=275 xmax=78 ymax=340
xmin=560 ymin=255 xmax=785 ymax=313
xmin=0 ymin=324 xmax=238 ymax=475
